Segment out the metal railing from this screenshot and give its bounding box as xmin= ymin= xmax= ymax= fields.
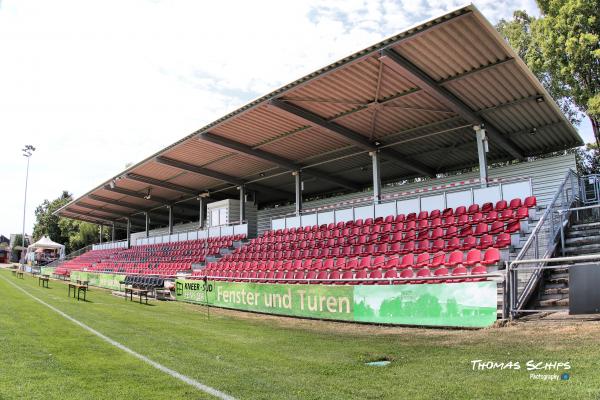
xmin=508 ymin=169 xmax=580 ymax=316
xmin=557 ymin=203 xmax=600 ymax=256
xmin=508 ymin=254 xmax=600 ymax=315
xmin=580 ymin=174 xmax=600 ymax=205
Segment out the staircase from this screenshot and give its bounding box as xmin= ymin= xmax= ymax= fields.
xmin=532 ymin=212 xmax=600 ymax=312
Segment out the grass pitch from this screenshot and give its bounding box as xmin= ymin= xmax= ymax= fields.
xmin=1 ymin=268 xmax=599 ymax=400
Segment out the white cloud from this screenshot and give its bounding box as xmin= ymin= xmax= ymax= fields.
xmin=0 ymin=0 xmax=591 ymax=237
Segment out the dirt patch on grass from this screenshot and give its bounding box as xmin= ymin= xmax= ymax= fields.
xmin=182 ymin=303 xmax=600 ymax=346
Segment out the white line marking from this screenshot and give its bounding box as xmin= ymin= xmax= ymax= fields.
xmin=1 ymin=275 xmax=236 ymax=400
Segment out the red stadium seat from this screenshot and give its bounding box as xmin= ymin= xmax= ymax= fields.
xmin=431 ymin=238 xmax=445 ymax=252
xmin=495 ymin=200 xmax=508 ymax=212
xmin=467 ymin=204 xmax=479 ymax=215
xmin=399 ymin=253 xmax=415 ymax=269
xmin=416 ymin=252 xmax=430 ymax=268
xmin=460 ymin=236 xmax=477 ymax=251
xmin=384 ymin=269 xmax=398 ymax=283
xmin=414 ymin=268 xmax=432 ymax=284
xmin=368 ymin=269 xmax=383 ymax=285
xmin=447 ymin=250 xmax=464 ymax=267
xmin=433 ymin=267 xmax=449 ymax=283
xmin=469 ymin=265 xmax=488 ymax=281
xmin=506 ymin=220 xmax=521 ymax=234
xmin=474 ymin=222 xmax=489 ymax=237
xmin=509 ymin=198 xmax=522 ymax=209
xmin=494 ymin=233 xmax=511 ymax=249
xmin=524 ymin=196 xmax=537 ymax=208
xmin=481 ymin=202 xmax=494 ymax=213
xmin=465 ymin=249 xmax=482 ymax=266
xmin=430 ymin=252 xmax=446 ymax=268
xmin=490 ymin=221 xmax=504 ymax=235
xmin=384 ymin=257 xmax=399 ymax=270
xmin=446 ymin=237 xmax=461 ymax=251
xmin=477 ymin=234 xmax=494 ymax=250
xmin=482 ymin=248 xmax=501 ymax=265
xmin=451 ymin=266 xmax=468 ymax=282
xmin=398 ymin=269 xmax=414 ymax=283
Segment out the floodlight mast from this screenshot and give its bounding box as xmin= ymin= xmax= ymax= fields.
xmin=21 ymin=145 xmax=36 ymax=268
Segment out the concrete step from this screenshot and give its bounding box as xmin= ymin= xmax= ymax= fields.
xmin=566 ymin=229 xmax=600 ymax=238
xmin=537 ymin=297 xmax=569 ymax=307
xmin=543 ymin=287 xmax=569 ymax=296
xmin=565 ymin=235 xmax=600 ymax=246
xmin=569 ymin=221 xmax=600 ymax=231
xmin=563 ymin=243 xmax=600 ymax=254
xmin=547 ymin=272 xmax=569 ymax=285
xmin=544 ymin=281 xmax=569 ymax=290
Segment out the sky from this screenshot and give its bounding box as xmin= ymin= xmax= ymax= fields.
xmin=0 ymin=0 xmax=594 ymax=238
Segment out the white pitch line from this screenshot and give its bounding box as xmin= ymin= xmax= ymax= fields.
xmin=1 ymin=276 xmax=236 ymax=400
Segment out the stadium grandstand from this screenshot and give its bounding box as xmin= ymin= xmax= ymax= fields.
xmin=47 ymin=4 xmax=598 ymax=327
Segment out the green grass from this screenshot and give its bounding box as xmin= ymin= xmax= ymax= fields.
xmin=1 ymin=269 xmax=599 ymax=400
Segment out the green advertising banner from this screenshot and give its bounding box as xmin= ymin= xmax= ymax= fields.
xmin=40 ymin=266 xmax=56 ymax=276
xmin=70 ymin=271 xmax=126 ymax=291
xmin=175 ymin=280 xmax=497 ymax=328
xmin=177 ymin=280 xmax=354 ymax=321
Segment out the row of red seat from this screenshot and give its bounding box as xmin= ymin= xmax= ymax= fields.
xmin=54 ymin=248 xmax=125 ymax=276
xmin=262 ymin=197 xmax=536 ymax=239
xmin=206 ymin=247 xmax=501 ymax=273
xmin=257 ymin=213 xmax=527 ymax=246
xmin=195 ymin=265 xmax=489 ymax=285
xmin=87 ymin=261 xmax=191 ymax=276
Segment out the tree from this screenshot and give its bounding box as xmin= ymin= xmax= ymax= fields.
xmin=497 ymin=0 xmax=600 ymax=146
xmin=12 ymin=234 xmax=27 ymax=247
xmin=32 ymin=190 xmax=72 ymax=244
xmin=32 ymin=191 xmax=111 ymax=254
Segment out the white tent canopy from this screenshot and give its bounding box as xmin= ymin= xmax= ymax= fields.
xmin=28 ymin=236 xmax=65 ymax=259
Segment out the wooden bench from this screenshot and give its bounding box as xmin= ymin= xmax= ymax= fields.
xmin=124 ymin=287 xmax=149 ymax=304
xmin=68 ymin=282 xmax=88 ymax=301
xmin=38 ymin=275 xmax=50 ymax=288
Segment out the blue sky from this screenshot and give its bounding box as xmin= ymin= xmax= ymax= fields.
xmin=0 ymin=0 xmax=593 ymax=237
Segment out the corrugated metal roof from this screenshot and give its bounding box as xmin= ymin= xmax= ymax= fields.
xmin=56 ymin=4 xmax=583 ymax=225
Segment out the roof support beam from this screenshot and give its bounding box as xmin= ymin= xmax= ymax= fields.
xmin=126 ymin=173 xmax=199 ymax=196
xmin=102 ymin=185 xmax=198 ymax=212
xmin=154 ymin=156 xmax=294 ymax=200
xmin=74 ymin=202 xmax=170 ymax=224
xmin=269 ymin=99 xmax=435 ymax=177
xmin=197 ymin=132 xmax=361 ymax=191
xmin=61 ymin=211 xmax=144 ymax=230
xmin=379 ymin=48 xmax=524 ymax=161
xmin=87 ymin=194 xmax=190 ymax=220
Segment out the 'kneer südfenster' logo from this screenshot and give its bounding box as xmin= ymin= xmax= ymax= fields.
xmin=176 ymin=281 xmax=183 ymax=296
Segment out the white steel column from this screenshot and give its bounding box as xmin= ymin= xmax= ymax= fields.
xmin=239 ymin=185 xmax=246 ymax=223
xmin=370 ymin=150 xmax=382 ymax=204
xmin=198 ymin=196 xmax=206 ymax=230
xmin=126 ymin=218 xmax=131 ymax=249
xmin=167 ymin=206 xmax=173 ymax=234
xmin=293 ymin=171 xmax=302 ymax=216
xmin=475 ymin=125 xmax=489 ymax=188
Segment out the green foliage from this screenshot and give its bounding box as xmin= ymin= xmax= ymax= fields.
xmin=11 ymin=234 xmax=27 ymax=248
xmin=32 ymin=191 xmax=110 ymax=254
xmin=497 ymin=0 xmax=600 ymax=144
xmin=576 ymin=143 xmax=600 ymax=174
xmin=32 ymin=191 xmax=72 ymax=244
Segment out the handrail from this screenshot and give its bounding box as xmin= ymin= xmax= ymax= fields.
xmin=510 ymin=253 xmax=600 ymax=266
xmin=188 ymin=272 xmax=504 ymax=284
xmin=510 ymin=169 xmax=579 ymax=313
